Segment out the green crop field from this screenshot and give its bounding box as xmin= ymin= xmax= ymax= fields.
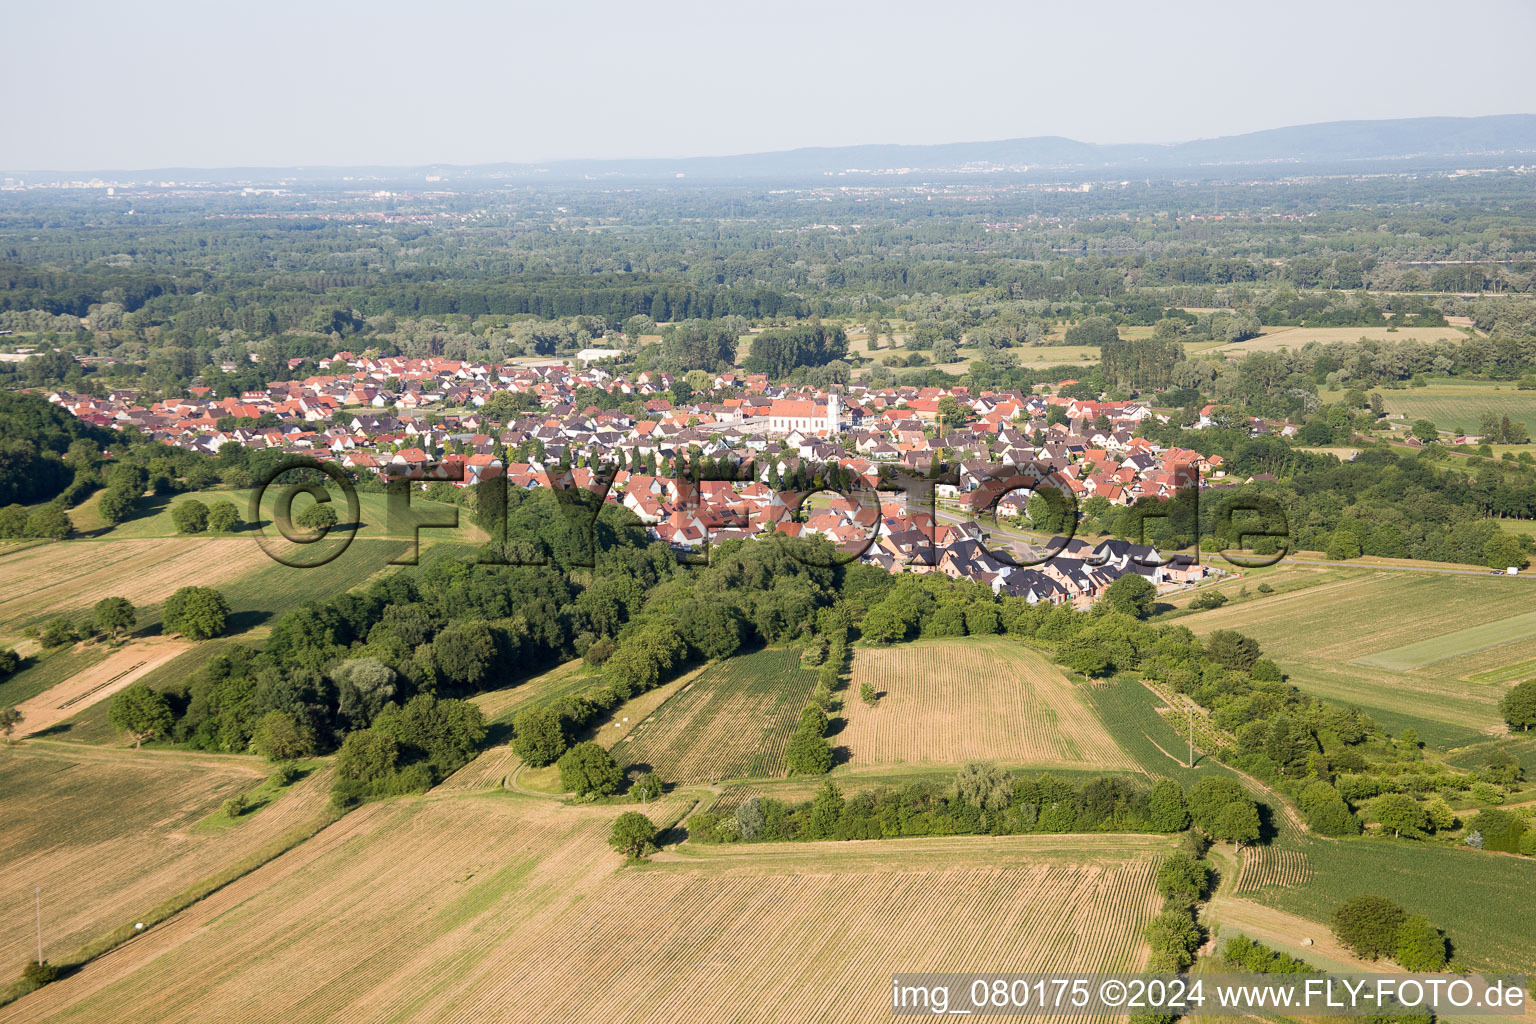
xmin=616 ymin=647 xmax=818 ymax=783
xmin=1373 ymin=380 xmax=1536 ymax=435
xmin=1081 ymin=675 xmax=1236 ymax=785
xmin=1445 ymin=735 xmax=1536 ymax=775
xmin=214 ymin=537 xmax=411 ymax=635
xmin=1242 ymin=834 xmax=1536 ymax=973
xmin=1466 ymin=657 xmax=1536 ymax=685
xmin=470 ymin=659 xmax=600 ymax=727
xmin=1182 ymin=570 xmax=1533 ymax=743
xmin=1353 ymin=608 xmax=1536 ymax=670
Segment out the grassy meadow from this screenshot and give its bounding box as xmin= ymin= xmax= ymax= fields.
xmin=1179 ymin=569 xmax=1534 ymax=744
xmin=1373 ymin=379 xmax=1536 ymax=435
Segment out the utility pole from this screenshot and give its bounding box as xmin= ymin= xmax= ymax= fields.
xmin=34 ymin=886 xmax=42 ymax=965
xmin=1187 ymin=704 xmax=1195 ymax=769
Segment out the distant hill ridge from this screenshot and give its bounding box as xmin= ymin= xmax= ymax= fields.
xmin=19 ymin=114 xmax=1536 ymax=182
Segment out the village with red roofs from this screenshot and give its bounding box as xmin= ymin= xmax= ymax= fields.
xmin=47 ymin=351 xmax=1237 ymax=608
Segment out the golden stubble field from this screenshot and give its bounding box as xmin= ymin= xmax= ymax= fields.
xmin=1211 ymin=325 xmax=1469 ymax=354
xmin=0 ymin=786 xmax=1168 ymax=1024
xmin=841 ymin=637 xmax=1135 ymax=770
xmin=0 ymin=744 xmax=332 ymax=974
xmin=0 ymin=538 xmax=270 ymax=639
xmin=10 ymin=637 xmax=192 ymax=738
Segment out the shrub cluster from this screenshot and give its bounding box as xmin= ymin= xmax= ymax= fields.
xmin=688 ymin=771 xmax=1214 ymax=845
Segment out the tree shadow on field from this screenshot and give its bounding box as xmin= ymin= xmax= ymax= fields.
xmin=1255 ymin=800 xmax=1280 ymax=845
xmin=77 ymin=493 xmax=173 ymax=539
xmin=824 ymin=716 xmax=848 ymax=737
xmin=655 ymin=819 xmax=689 ymax=847
xmin=30 ymin=722 xmax=73 ymax=738
xmin=482 ymin=720 xmax=514 ymax=749
xmin=223 ymin=609 xmax=272 ymax=634
xmin=830 ymin=744 xmax=853 ymax=768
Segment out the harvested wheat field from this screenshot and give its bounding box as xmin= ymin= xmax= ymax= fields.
xmin=0 ymin=744 xmax=331 ymax=974
xmin=0 ymin=538 xmax=270 ymax=636
xmin=0 ymin=791 xmax=691 ymax=1024
xmin=1213 ymin=325 xmax=1468 ymax=354
xmin=469 ymin=837 xmax=1166 ymax=1024
xmin=0 ymin=791 xmax=1166 ymax=1024
xmin=11 ymin=637 xmax=192 ymax=738
xmin=842 ymin=637 xmax=1134 ymax=770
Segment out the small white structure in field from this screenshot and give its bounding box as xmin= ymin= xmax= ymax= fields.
xmin=1507 ymin=567 xmax=1521 ymax=576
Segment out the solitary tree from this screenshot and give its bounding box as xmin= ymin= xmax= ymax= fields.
xmin=171 ymin=499 xmax=209 ymax=534
xmin=92 ymin=596 xmax=136 ymax=640
xmin=206 ymin=500 xmax=241 ymax=533
xmin=1331 ymin=894 xmax=1408 ymax=960
xmin=1154 ymin=852 xmax=1212 ymax=902
xmin=162 ymin=586 xmax=229 ymax=640
xmin=608 ymin=812 xmax=658 ymax=859
xmin=1187 ymin=776 xmax=1246 ymax=831
xmin=294 ymin=502 xmax=339 ymax=531
xmin=1484 ymin=532 xmax=1528 ymax=571
xmin=1213 ymin=799 xmax=1261 ymax=849
xmin=107 ymin=683 xmax=173 ymax=748
xmin=735 ymin=796 xmax=766 ymax=839
xmin=1373 ymin=794 xmax=1429 ymax=839
xmin=0 ymin=705 xmax=21 ymax=743
xmin=784 ymin=707 xmax=834 ymax=775
xmin=39 ymin=617 xmax=76 ymax=650
xmin=1499 ymin=679 xmax=1536 ymax=731
xmin=629 ymin=771 xmax=663 ymax=803
xmin=512 ymin=706 xmax=567 ymax=767
xmin=557 ymin=741 xmax=623 ymax=797
xmin=97 ymin=488 xmax=134 ymax=525
xmin=1394 ymin=915 xmax=1448 ymax=971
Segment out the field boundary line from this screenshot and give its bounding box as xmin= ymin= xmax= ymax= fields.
xmin=0 ymin=805 xmax=344 ymax=1011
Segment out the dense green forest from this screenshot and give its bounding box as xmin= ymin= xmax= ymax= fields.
xmin=4 ymin=173 xmax=1536 ymax=399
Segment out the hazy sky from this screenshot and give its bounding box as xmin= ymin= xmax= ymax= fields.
xmin=5 ymin=0 xmax=1536 ymax=170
